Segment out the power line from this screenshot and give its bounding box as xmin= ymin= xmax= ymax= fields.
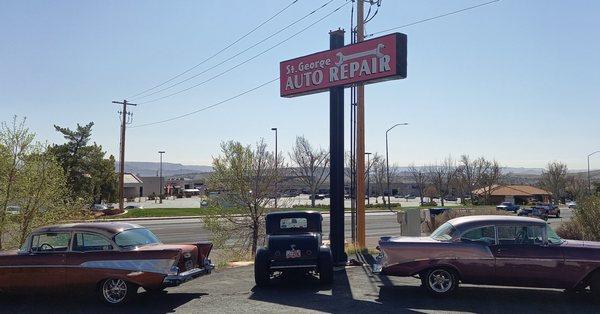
xmin=131 ymin=77 xmax=278 ymax=128
xmin=366 ymin=0 xmax=500 ymax=38
xmin=127 ymin=0 xmax=300 ymax=99
xmin=139 ymin=0 xmax=351 ymax=105
xmin=134 ymin=0 xmax=340 ymax=102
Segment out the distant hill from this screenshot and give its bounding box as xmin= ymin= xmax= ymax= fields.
xmin=116 ymin=161 xmax=212 ymax=177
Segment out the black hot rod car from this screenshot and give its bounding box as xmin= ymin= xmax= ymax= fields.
xmin=254 ymin=211 xmax=333 ymax=286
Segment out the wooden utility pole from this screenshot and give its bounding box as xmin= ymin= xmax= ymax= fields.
xmin=112 ymin=100 xmax=137 ymax=211
xmin=356 ymin=0 xmax=366 ymax=248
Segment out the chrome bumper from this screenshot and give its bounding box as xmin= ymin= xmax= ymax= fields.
xmin=163 ymin=259 xmax=214 ymax=287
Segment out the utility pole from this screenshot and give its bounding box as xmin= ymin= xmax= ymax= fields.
xmin=112 ymin=100 xmax=137 ymax=212
xmin=356 ymin=0 xmax=366 ymax=248
xmin=159 ymin=151 xmax=165 ymax=204
xmin=271 ymin=127 xmax=278 ymax=208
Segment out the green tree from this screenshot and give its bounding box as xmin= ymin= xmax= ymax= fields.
xmin=49 ymin=122 xmax=117 ymax=204
xmin=0 ymin=117 xmax=90 ymax=249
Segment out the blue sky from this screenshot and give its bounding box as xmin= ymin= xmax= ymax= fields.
xmin=1 ymin=0 xmax=599 ymax=169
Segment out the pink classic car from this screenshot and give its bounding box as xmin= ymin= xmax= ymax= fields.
xmin=375 ymin=215 xmax=600 ymax=297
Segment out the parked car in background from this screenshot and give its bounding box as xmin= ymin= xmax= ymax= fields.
xmin=567 ymin=201 xmax=577 ymax=209
xmin=254 ymin=211 xmax=333 ymax=287
xmin=375 ymin=215 xmax=600 ymax=297
xmin=496 ymin=202 xmax=520 ymax=213
xmin=309 ymin=194 xmax=326 ymax=200
xmin=517 ymin=206 xmax=548 ymax=220
xmin=444 ymin=196 xmax=458 ymax=202
xmin=533 ymin=203 xmax=560 ymax=218
xmin=0 ymin=222 xmax=213 ymax=305
xmin=91 ymin=204 xmax=108 ymax=212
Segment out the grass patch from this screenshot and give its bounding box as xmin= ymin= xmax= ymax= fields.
xmin=105 ymin=207 xmax=218 ymax=219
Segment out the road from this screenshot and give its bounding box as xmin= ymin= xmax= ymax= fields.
xmin=125 ymin=208 xmax=573 ymax=248
xmin=124 ymin=211 xmax=403 ymax=247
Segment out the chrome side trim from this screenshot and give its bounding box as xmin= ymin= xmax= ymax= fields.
xmin=80 ymin=259 xmax=174 ymax=274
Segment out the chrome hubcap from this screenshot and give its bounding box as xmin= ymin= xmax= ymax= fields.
xmin=102 ymin=279 xmax=128 ymax=303
xmin=428 ymin=270 xmax=452 ymax=293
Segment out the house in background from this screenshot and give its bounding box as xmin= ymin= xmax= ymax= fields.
xmin=472 ymin=185 xmax=551 ymax=205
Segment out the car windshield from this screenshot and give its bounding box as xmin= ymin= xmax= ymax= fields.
xmin=430 ymin=222 xmax=457 ymax=241
xmin=113 ymin=228 xmax=160 ymax=248
xmin=547 ymin=225 xmax=564 ymax=245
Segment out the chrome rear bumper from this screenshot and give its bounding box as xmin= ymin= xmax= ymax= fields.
xmin=163 ymin=259 xmax=214 ymax=287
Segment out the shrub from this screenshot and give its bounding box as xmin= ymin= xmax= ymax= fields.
xmin=420 ymin=201 xmax=437 ymax=207
xmin=573 ymin=196 xmax=600 ymax=241
xmin=555 ymin=219 xmax=584 ymax=240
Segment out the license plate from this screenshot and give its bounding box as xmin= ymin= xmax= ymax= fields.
xmin=285 ymin=249 xmax=301 ymax=259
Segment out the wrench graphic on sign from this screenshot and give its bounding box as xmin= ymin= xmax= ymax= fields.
xmin=335 ymin=43 xmax=385 ymax=66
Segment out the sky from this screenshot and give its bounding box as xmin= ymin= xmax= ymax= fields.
xmin=1 ymin=0 xmax=599 ymax=170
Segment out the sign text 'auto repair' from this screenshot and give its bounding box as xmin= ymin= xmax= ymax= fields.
xmin=280 ymin=33 xmax=407 ymax=97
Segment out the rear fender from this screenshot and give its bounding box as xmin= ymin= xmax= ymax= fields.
xmin=187 ymin=242 xmax=213 ymax=265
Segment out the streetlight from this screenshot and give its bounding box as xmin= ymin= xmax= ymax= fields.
xmin=365 ymin=152 xmax=372 ymax=206
xmin=271 ymin=127 xmax=278 ymax=208
xmin=385 ymin=123 xmax=409 ymax=210
xmin=158 ymin=151 xmax=165 ymax=204
xmin=588 ymin=150 xmax=600 ymax=193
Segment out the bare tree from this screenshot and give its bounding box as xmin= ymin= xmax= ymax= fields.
xmin=540 ymin=162 xmax=568 ymax=204
xmin=370 ymin=154 xmax=389 ymax=204
xmin=408 ymin=164 xmax=427 ymax=204
xmin=426 ymin=157 xmax=459 ymax=206
xmin=566 ymin=175 xmax=587 ymax=201
xmin=289 ymin=136 xmax=329 ymax=207
xmin=477 ymin=159 xmax=503 ymax=204
xmin=204 ymin=139 xmax=281 ymax=257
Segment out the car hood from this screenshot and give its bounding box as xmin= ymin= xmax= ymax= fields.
xmin=561 ymin=240 xmax=600 ymax=249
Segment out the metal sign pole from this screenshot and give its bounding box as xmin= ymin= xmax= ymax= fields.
xmin=329 ymin=29 xmax=347 ymax=266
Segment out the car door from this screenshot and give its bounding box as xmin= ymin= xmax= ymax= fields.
xmin=11 ymin=232 xmax=70 ymax=292
xmin=454 ymin=225 xmax=497 ymax=284
xmin=491 ymin=224 xmax=564 ymax=288
xmin=66 ymin=232 xmax=118 ymax=290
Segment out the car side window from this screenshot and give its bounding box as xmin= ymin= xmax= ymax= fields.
xmin=497 ymin=225 xmax=544 ymax=246
xmin=73 ymin=233 xmax=114 ymax=252
xmin=31 ymin=233 xmax=71 ymax=252
xmin=460 ymin=226 xmax=496 ymax=245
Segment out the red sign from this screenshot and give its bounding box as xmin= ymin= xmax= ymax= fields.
xmin=280 ymin=33 xmax=406 ymax=97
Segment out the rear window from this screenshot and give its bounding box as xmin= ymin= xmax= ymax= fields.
xmin=280 ymin=218 xmax=308 ymax=229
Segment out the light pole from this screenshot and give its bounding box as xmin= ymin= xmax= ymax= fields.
xmin=158 ymin=151 xmax=165 ymax=204
xmin=365 ymin=152 xmax=372 ymax=205
xmin=588 ymin=151 xmax=600 ymax=193
xmin=385 ymin=123 xmax=409 ymax=210
xmin=271 ymin=127 xmax=278 ymax=208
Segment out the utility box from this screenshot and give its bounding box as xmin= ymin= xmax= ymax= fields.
xmin=396 ymin=208 xmax=422 ymax=236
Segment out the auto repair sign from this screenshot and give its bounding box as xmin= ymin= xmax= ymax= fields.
xmin=280 ymin=33 xmax=406 ymax=97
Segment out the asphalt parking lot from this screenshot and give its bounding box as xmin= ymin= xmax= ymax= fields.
xmin=1 ymin=256 xmax=597 ymax=314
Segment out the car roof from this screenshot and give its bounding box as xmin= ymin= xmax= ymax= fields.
xmin=447 ymin=215 xmax=546 ymax=232
xmin=31 ymin=222 xmax=144 ymax=237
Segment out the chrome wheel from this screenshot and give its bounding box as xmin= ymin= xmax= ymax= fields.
xmin=428 ymin=269 xmax=453 ymax=293
xmin=102 ymin=279 xmax=128 ymax=304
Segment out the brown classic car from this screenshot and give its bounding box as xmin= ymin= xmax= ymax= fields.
xmin=0 ymin=222 xmax=213 ymax=305
xmin=375 ymin=215 xmax=600 ymax=297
